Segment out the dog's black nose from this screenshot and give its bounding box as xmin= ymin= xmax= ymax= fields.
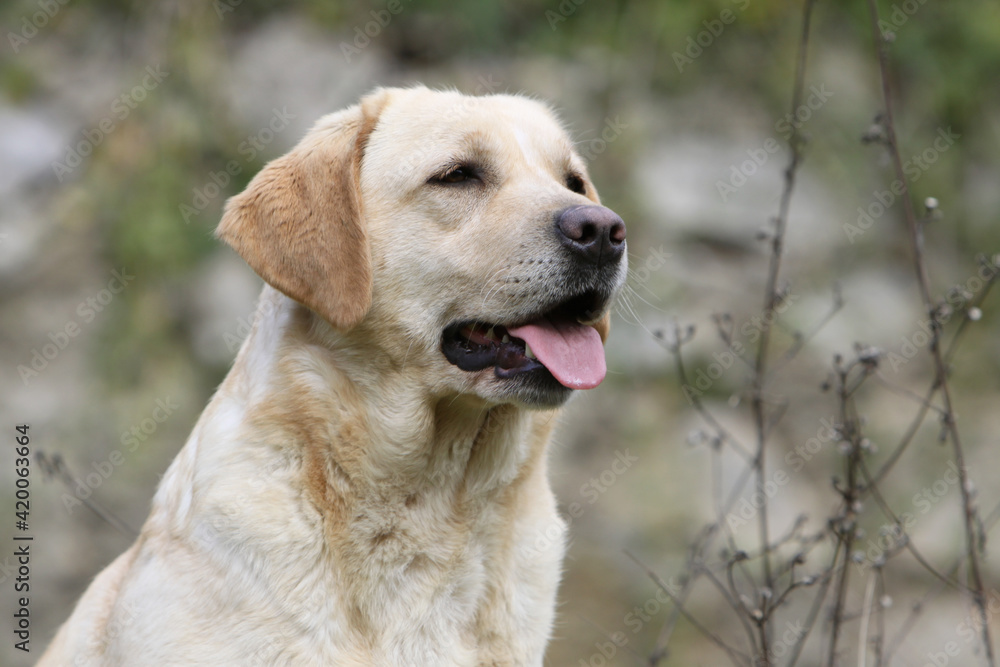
xmin=555 ymin=205 xmax=626 ymax=266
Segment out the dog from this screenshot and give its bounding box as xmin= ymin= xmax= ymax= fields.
xmin=39 ymin=86 xmax=627 ymax=666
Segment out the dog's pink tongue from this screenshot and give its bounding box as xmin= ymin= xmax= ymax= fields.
xmin=507 ymin=320 xmax=606 ymax=390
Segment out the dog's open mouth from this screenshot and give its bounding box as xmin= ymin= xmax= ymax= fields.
xmin=442 ymin=290 xmax=609 ymax=390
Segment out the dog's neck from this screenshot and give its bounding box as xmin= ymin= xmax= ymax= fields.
xmin=224 ymin=287 xmax=554 ymax=504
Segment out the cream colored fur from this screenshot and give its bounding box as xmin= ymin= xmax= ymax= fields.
xmin=39 ymin=86 xmax=625 ymax=666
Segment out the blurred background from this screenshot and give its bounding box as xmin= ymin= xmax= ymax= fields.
xmin=3 ymin=1 xmax=1000 ymax=665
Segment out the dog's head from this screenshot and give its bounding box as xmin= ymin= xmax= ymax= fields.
xmin=218 ymin=87 xmax=627 ymax=408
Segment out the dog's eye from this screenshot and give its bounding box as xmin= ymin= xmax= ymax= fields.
xmin=435 ymin=165 xmax=478 ymax=184
xmin=566 ymin=173 xmax=586 ymax=194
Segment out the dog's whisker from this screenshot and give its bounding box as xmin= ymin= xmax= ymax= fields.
xmin=479 ymin=266 xmax=515 ymax=310
xmin=621 ymin=283 xmax=667 ymax=314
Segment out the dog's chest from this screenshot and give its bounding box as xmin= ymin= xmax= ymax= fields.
xmin=276 ymin=496 xmax=519 ymax=664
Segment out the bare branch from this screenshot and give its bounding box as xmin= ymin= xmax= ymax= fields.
xmin=864 ymin=1 xmax=994 ymax=661
xmin=625 ymin=550 xmax=750 ymax=666
xmin=36 ymin=450 xmax=139 ymax=538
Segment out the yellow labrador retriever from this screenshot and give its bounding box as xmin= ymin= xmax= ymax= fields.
xmin=40 ymin=86 xmax=627 ymax=666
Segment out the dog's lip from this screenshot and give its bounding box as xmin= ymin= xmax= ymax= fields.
xmin=441 ymin=322 xmax=546 ymax=376
xmin=440 ymin=289 xmax=611 ymax=383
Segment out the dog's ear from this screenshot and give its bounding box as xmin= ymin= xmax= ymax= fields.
xmin=593 ymin=313 xmax=611 ymax=343
xmin=216 ymin=91 xmax=390 ymax=330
